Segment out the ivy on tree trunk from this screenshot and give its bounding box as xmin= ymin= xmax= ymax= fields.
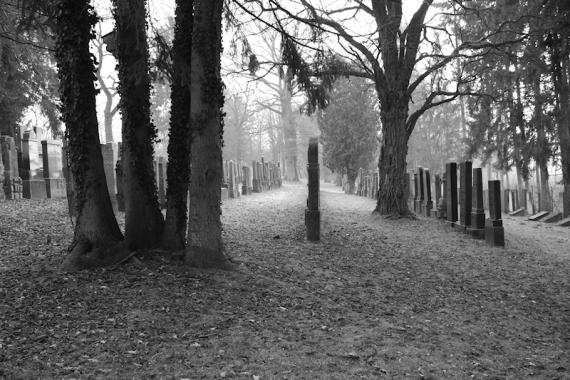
xmin=112 ymin=0 xmax=164 ymax=250
xmin=54 ymin=0 xmax=128 ymax=270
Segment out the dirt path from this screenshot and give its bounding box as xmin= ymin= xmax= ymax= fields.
xmin=0 ymin=183 xmax=569 ymax=378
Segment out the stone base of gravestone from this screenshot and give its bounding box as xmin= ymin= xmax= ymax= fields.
xmin=414 ymin=199 xmax=422 ymax=214
xmin=508 ymin=208 xmax=526 ymax=216
xmin=23 ymin=179 xmax=47 ymax=199
xmin=436 ymin=198 xmax=447 ymax=219
xmin=425 ymin=200 xmax=433 ymax=217
xmin=252 ymin=179 xmax=261 ymax=193
xmin=221 ymin=187 xmax=229 ymax=201
xmin=528 ymin=211 xmax=549 ymax=221
xmin=45 ymin=178 xmax=66 ymax=198
xmin=542 ymin=212 xmax=563 ymax=223
xmin=484 ymin=219 xmax=504 ymax=246
xmin=556 ymin=217 xmax=570 ymax=227
xmin=305 ymin=209 xmax=320 ymax=241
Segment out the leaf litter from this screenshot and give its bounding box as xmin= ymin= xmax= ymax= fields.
xmin=0 ymin=182 xmax=569 ymax=378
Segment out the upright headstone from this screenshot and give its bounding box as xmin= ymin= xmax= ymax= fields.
xmin=434 ymin=174 xmax=442 ymax=213
xmin=21 ymin=130 xmax=47 ymax=199
xmin=437 ymin=172 xmax=447 ymax=219
xmin=446 ymin=163 xmax=458 ymax=225
xmin=424 ymin=169 xmax=433 ymax=217
xmin=459 ymin=161 xmax=473 ymax=231
xmin=42 ymin=140 xmax=66 ymax=198
xmin=228 ymin=160 xmax=236 ymax=198
xmin=407 ymin=172 xmax=414 ymax=210
xmin=157 ymin=157 xmax=166 ymax=208
xmin=62 ymin=139 xmax=75 ymax=216
xmin=413 ymin=172 xmax=419 ymax=212
xmin=485 ymin=180 xmax=505 ymax=246
xmin=417 ymin=168 xmax=425 ymax=214
xmin=252 ymin=161 xmax=261 ymax=193
xmin=467 ymin=168 xmax=485 ymax=239
xmin=305 ymin=138 xmax=320 ymax=241
xmin=101 ymin=142 xmax=118 ymax=206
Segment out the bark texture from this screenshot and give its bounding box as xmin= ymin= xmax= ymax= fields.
xmin=186 ymin=0 xmax=230 ymax=268
xmin=161 ymin=0 xmax=194 ymax=251
xmin=54 ymin=0 xmax=127 ymax=270
xmin=113 ymin=0 xmax=164 ymax=250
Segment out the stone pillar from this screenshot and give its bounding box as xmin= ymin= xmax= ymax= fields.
xmin=157 ymin=157 xmax=166 ymax=208
xmin=252 ymin=161 xmax=260 ymax=193
xmin=62 ymin=139 xmax=75 ymax=216
xmin=1 ymin=136 xmax=23 ymax=200
xmin=42 ymin=140 xmax=66 ymax=198
xmin=418 ymin=168 xmax=425 ymax=214
xmin=21 ymin=130 xmax=47 ymax=199
xmin=446 ymin=162 xmax=458 ymax=225
xmin=424 ymin=169 xmax=433 ymax=217
xmin=459 ymin=161 xmax=473 ymax=231
xmin=101 ymin=142 xmax=118 ymax=206
xmin=467 ymin=168 xmax=485 ymax=239
xmin=413 ymin=172 xmax=419 ymax=212
xmin=229 ymin=160 xmax=236 ymax=198
xmin=485 ymin=180 xmax=505 ymax=246
xmin=305 ymin=137 xmax=320 ymax=241
xmin=434 ymin=174 xmax=441 ymax=210
xmin=437 ymin=173 xmax=447 ymax=219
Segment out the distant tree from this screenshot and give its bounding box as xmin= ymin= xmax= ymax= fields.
xmin=0 ymin=0 xmax=59 ymax=137
xmin=112 ymin=0 xmax=164 ymax=250
xmin=319 ymin=77 xmax=379 ymax=194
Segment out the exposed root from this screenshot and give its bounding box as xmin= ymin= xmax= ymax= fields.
xmin=184 ymin=246 xmax=235 ymax=270
xmin=62 ymin=239 xmax=132 ymax=272
xmin=371 ymin=209 xmax=417 ymax=220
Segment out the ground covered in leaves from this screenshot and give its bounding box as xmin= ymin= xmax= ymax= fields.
xmin=1 ymin=182 xmax=569 ymax=379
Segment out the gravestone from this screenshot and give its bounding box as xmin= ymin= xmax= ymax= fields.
xmin=458 ymin=161 xmax=473 ymax=231
xmin=467 ymin=168 xmax=485 ymax=239
xmin=407 ymin=172 xmax=414 ymax=210
xmin=434 ymin=174 xmax=441 ymax=214
xmin=437 ymin=173 xmax=447 ymax=219
xmin=1 ymin=136 xmax=23 ymax=200
xmin=21 ymin=130 xmax=47 ymax=199
xmin=101 ymin=142 xmax=118 ymax=206
xmin=485 ymin=180 xmax=505 ymax=246
xmin=252 ymin=161 xmax=261 ymax=193
xmin=413 ymin=172 xmax=419 ymax=212
xmin=446 ymin=162 xmax=458 ymax=225
xmin=417 ymin=168 xmax=425 ymax=214
xmin=305 ymin=137 xmax=320 ymax=241
xmin=62 ymin=139 xmax=75 ymax=216
xmin=423 ymin=169 xmax=433 ymax=217
xmin=42 ymin=140 xmax=66 ymax=198
xmin=229 ymin=160 xmax=237 ymax=198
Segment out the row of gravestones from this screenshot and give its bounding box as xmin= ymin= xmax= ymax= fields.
xmin=355 ymin=168 xmax=379 ymax=199
xmin=408 ymin=162 xmax=505 ymax=246
xmin=221 ymin=158 xmax=282 ymax=201
xmin=0 ymin=132 xmax=66 ymax=201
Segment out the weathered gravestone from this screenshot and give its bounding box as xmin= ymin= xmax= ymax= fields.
xmin=485 ymin=180 xmax=505 ymax=247
xmin=417 ymin=167 xmax=425 ymax=214
xmin=305 ymin=138 xmax=320 ymax=241
xmin=446 ymin=162 xmax=458 ymax=225
xmin=21 ymin=130 xmax=47 ymax=199
xmin=1 ymin=136 xmax=24 ymax=200
xmin=423 ymin=169 xmax=433 ymax=217
xmin=42 ymin=140 xmax=66 ymax=198
xmin=413 ymin=172 xmax=419 ymax=213
xmin=458 ymin=161 xmax=473 ymax=231
xmin=467 ymin=168 xmax=485 ymax=239
xmin=438 ymin=172 xmax=447 ymax=219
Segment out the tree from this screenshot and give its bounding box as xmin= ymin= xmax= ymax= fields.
xmin=319 ymin=77 xmax=379 ymax=194
xmin=239 ymin=0 xmax=523 ymax=216
xmin=51 ymin=0 xmax=128 ymax=270
xmin=185 ymin=0 xmax=230 ymax=268
xmin=161 ymin=0 xmax=193 ymax=251
xmin=112 ymin=0 xmax=164 ymax=250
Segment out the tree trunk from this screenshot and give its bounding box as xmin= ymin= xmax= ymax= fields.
xmin=532 ymin=73 xmax=552 ymax=211
xmin=113 ymin=0 xmax=164 ymax=250
xmin=281 ymin=72 xmax=298 ymax=181
xmin=551 ymin=35 xmax=570 ymax=217
xmin=185 ymin=0 xmax=230 ymax=269
xmin=374 ymin=103 xmax=413 ymax=216
xmin=55 ymin=0 xmax=128 ymax=270
xmin=161 ymin=0 xmax=193 ymax=251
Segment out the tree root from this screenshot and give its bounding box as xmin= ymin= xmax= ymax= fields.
xmin=62 ymin=239 xmax=133 ymax=272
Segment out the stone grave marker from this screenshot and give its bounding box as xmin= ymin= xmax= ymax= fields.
xmin=467 ymin=168 xmax=485 ymax=239
xmin=459 ymin=161 xmax=473 ymax=231
xmin=305 ymin=137 xmax=320 ymax=241
xmin=42 ymin=140 xmax=66 ymax=198
xmin=446 ymin=162 xmax=458 ymax=225
xmin=22 ymin=129 xmax=47 ymax=199
xmin=485 ymin=180 xmax=505 ymax=246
